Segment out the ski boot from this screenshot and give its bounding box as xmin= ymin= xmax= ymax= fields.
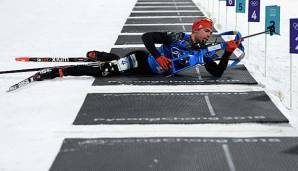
xmin=98 ymin=61 xmax=120 ymax=76
xmin=33 ymin=68 xmax=64 ymax=81
xmin=97 ymin=52 xmax=140 ymax=76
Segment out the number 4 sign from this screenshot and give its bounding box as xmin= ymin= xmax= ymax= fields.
xmin=248 ymin=0 xmax=260 ymax=22
xmin=290 ymin=18 xmax=298 ymax=54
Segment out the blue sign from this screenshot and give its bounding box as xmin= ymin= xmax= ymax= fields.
xmin=248 ymin=0 xmax=260 ymax=22
xmin=265 ymin=5 xmax=280 ymax=35
xmin=290 ymin=18 xmax=298 ymax=54
xmin=236 ymin=0 xmax=246 ymax=13
xmin=226 ymin=0 xmax=235 ymax=6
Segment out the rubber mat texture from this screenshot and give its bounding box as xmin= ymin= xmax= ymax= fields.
xmin=92 ymin=64 xmax=257 ymax=85
xmin=125 ymin=17 xmax=204 ymax=24
xmin=50 ymin=137 xmax=298 ymax=171
xmin=73 ymin=91 xmax=288 ymax=125
xmin=135 ymin=3 xmax=196 ymax=6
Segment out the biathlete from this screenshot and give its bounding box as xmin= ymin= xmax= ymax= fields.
xmin=33 ymin=18 xmax=241 ymax=81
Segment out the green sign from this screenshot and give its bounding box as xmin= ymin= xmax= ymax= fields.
xmin=236 ymin=0 xmax=246 ymax=13
xmin=265 ymin=5 xmax=280 ymax=35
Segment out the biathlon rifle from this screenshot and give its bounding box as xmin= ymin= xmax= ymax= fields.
xmin=170 ymin=22 xmax=276 ymax=76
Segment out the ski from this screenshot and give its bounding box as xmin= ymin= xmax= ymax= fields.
xmin=15 ymin=57 xmax=95 ymax=62
xmin=5 ymin=62 xmax=103 ymax=92
xmin=7 ymin=73 xmax=38 ymax=92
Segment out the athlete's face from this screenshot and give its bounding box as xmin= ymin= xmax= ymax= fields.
xmin=192 ymin=28 xmax=212 ymax=44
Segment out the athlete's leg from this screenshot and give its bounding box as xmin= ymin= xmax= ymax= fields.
xmin=34 ymin=50 xmax=153 ymax=81
xmin=63 ymin=64 xmax=104 ymax=77
xmin=120 ymin=50 xmax=153 ymax=75
xmin=33 ymin=63 xmax=107 ymax=81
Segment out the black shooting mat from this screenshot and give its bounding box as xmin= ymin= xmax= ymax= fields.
xmin=137 ymin=0 xmax=194 ymax=2
xmin=115 ymin=33 xmax=219 ymax=45
xmin=121 ymin=25 xmax=194 ymax=33
xmin=133 ymin=7 xmax=199 ymax=11
xmin=130 ymin=12 xmax=204 ymax=17
xmin=198 ymin=64 xmax=257 ymax=84
xmin=115 ymin=35 xmax=144 ymax=45
xmin=133 ymin=6 xmax=198 ymax=11
xmin=92 ymin=64 xmax=257 ymax=85
xmin=138 ymin=0 xmax=194 ymax=1
xmin=50 ymin=137 xmax=298 ymax=171
xmin=110 ymin=47 xmax=149 ymax=57
xmin=73 ymin=91 xmax=287 ymax=125
xmin=135 ymin=3 xmax=196 ymax=6
xmin=126 ymin=17 xmax=203 ymax=24
xmin=122 ymin=22 xmax=216 ymax=33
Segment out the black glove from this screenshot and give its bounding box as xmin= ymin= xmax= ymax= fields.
xmin=86 ymin=50 xmax=120 ymax=61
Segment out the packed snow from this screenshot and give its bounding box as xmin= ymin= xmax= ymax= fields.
xmin=0 ymin=0 xmax=297 ymax=170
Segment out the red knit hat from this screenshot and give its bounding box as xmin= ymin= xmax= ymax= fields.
xmin=192 ymin=18 xmax=213 ymax=32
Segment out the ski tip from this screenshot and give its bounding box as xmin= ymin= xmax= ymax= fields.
xmin=6 ymin=88 xmax=13 ymax=93
xmin=15 ymin=57 xmax=29 ymax=62
xmin=6 ymin=86 xmax=16 ymax=92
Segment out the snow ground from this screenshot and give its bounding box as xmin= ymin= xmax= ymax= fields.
xmin=0 ymin=0 xmax=297 ymax=170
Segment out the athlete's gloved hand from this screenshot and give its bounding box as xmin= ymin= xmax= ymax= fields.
xmin=225 ymin=40 xmax=241 ymax=53
xmin=156 ymin=55 xmax=172 ymax=71
xmin=86 ymin=50 xmax=99 ymax=60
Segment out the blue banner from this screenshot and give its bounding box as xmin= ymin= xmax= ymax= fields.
xmin=290 ymin=18 xmax=298 ymax=54
xmin=226 ymin=0 xmax=235 ymax=6
xmin=248 ymin=0 xmax=260 ymax=22
xmin=236 ymin=0 xmax=246 ymax=13
xmin=265 ymin=5 xmax=280 ymax=35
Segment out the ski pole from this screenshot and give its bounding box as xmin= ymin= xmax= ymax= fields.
xmin=0 ymin=63 xmax=98 ymax=74
xmin=15 ymin=57 xmax=95 ymax=62
xmin=0 ymin=67 xmax=53 ymax=74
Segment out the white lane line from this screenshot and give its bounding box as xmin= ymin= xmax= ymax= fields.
xmin=222 ymin=144 xmax=237 ymax=171
xmin=204 ymin=95 xmax=216 ymax=116
xmin=124 ymin=23 xmax=192 ymax=26
xmin=131 ymin=10 xmax=200 ymax=13
xmin=134 ymin=6 xmax=197 ymax=8
xmin=128 ymin=16 xmax=203 ymax=19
